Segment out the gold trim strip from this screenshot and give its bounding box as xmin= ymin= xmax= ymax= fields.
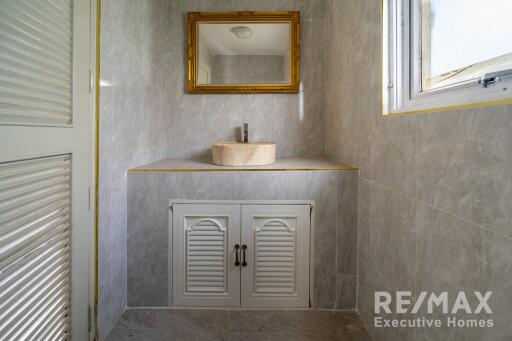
xmin=128 ymin=167 xmax=358 ymax=173
xmin=383 ymin=98 xmax=512 ymax=117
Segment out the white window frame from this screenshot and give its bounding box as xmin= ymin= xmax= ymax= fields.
xmin=383 ymin=0 xmax=512 ymax=115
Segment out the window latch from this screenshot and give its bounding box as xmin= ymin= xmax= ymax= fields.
xmin=480 ymin=69 xmax=512 ymax=88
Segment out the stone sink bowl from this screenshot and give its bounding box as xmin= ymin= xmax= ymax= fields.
xmin=212 ymin=142 xmax=276 ymax=166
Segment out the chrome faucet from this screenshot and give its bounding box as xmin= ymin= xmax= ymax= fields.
xmin=243 ymin=123 xmax=248 ymax=143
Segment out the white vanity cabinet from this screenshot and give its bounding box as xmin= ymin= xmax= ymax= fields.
xmin=171 ymin=201 xmax=311 ymax=308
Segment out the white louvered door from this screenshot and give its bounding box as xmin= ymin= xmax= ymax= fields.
xmin=241 ymin=205 xmax=310 ymax=308
xmin=172 ymin=204 xmax=241 ymax=307
xmin=0 ymin=0 xmax=94 ymax=340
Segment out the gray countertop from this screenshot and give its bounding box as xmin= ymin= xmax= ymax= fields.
xmin=129 ymin=157 xmax=358 ymax=172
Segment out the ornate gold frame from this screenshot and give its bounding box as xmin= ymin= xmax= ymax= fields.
xmin=187 ymin=11 xmax=300 ymax=94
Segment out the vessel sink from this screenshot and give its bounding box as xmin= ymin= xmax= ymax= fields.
xmin=212 ymin=142 xmax=276 ymax=166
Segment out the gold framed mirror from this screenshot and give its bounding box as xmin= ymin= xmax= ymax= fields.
xmin=187 ymin=11 xmax=300 ymax=94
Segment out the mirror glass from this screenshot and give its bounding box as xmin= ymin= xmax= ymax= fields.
xmin=197 ymin=23 xmax=291 ymax=85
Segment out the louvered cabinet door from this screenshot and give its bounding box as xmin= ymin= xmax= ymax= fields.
xmin=172 ymin=204 xmax=241 ymax=306
xmin=241 ymin=205 xmax=310 ymax=308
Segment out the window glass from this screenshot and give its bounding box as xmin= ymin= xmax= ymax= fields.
xmin=423 ymin=0 xmax=512 ymax=89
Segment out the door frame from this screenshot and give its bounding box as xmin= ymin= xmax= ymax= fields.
xmin=91 ymin=0 xmax=100 ymax=339
xmin=168 ymin=200 xmax=315 ymax=308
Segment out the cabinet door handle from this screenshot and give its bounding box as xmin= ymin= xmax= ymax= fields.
xmin=241 ymin=244 xmax=247 ymax=267
xmin=234 ymin=244 xmax=240 ymax=266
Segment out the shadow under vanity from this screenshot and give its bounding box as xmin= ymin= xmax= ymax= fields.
xmin=126 ymin=157 xmax=359 ymax=309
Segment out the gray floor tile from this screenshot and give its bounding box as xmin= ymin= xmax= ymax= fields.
xmin=105 ymin=309 xmax=372 ymax=341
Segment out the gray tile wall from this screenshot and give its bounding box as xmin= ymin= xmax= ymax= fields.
xmin=100 ymin=0 xmax=328 ymax=339
xmin=167 ymin=0 xmax=327 ymax=158
xmin=325 ymin=0 xmax=512 ymax=340
xmin=99 ymin=0 xmax=170 ymax=338
xmin=126 ymin=170 xmax=358 ymax=310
